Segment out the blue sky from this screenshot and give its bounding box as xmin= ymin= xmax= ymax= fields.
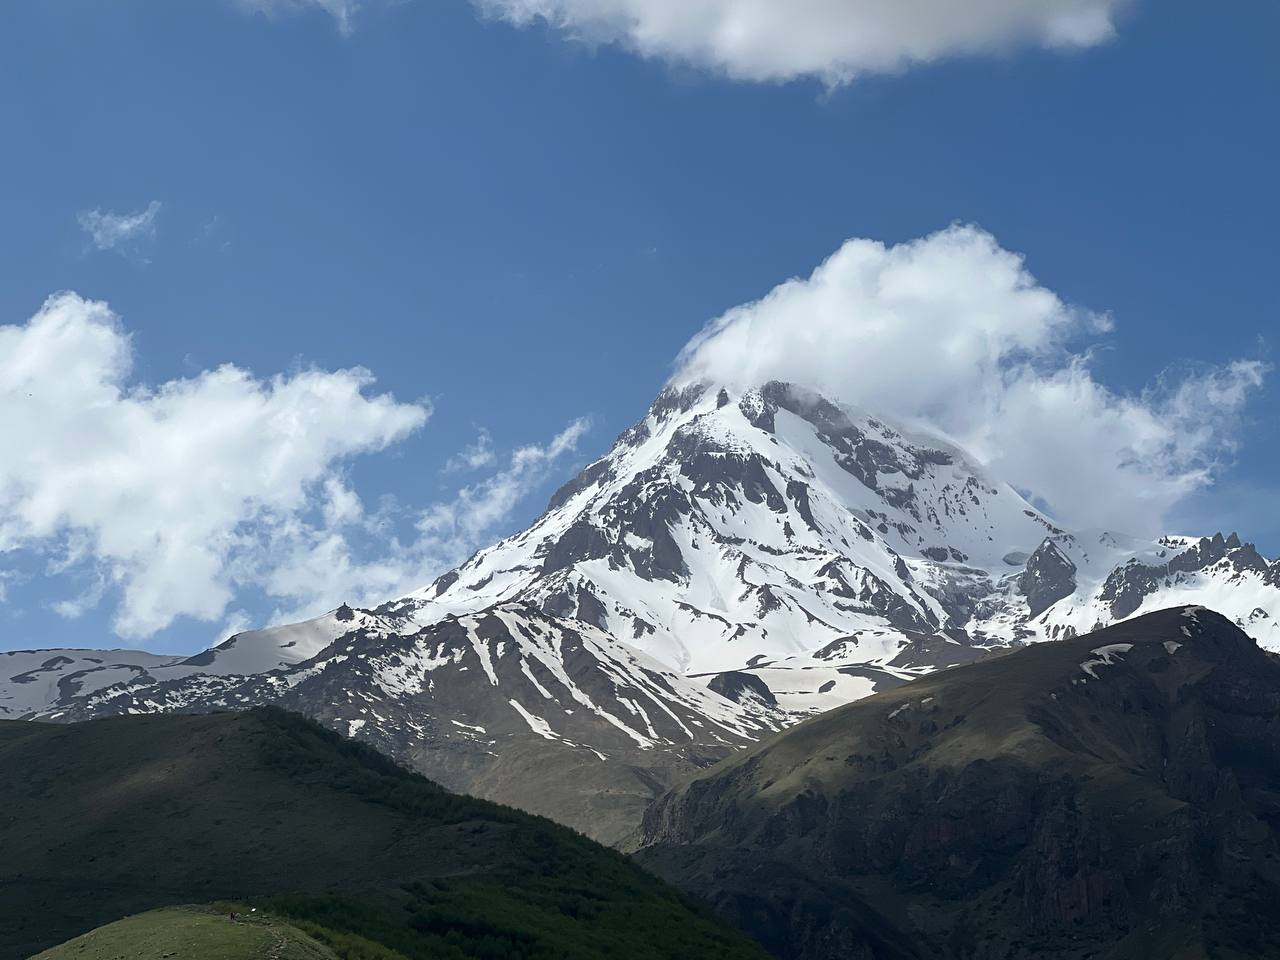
xmin=0 ymin=0 xmax=1275 ymax=653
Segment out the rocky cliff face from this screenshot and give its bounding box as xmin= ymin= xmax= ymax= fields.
xmin=637 ymin=607 xmax=1280 ymax=959
xmin=1019 ymin=538 xmax=1077 ymax=617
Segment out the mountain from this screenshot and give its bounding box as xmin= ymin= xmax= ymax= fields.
xmin=7 ymin=380 xmax=1280 ymax=840
xmin=0 ymin=707 xmax=769 ymax=960
xmin=970 ymin=529 xmax=1280 ymax=649
xmin=40 ymin=604 xmax=778 ymax=846
xmin=0 ymin=607 xmax=375 ymax=720
xmin=636 ymin=606 xmax=1280 ymax=960
xmin=390 ymin=381 xmax=1280 ymax=679
xmin=395 ymin=380 xmax=1056 ymax=677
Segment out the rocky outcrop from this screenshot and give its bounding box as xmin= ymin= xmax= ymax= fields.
xmin=707 ymin=670 xmax=779 ymax=709
xmin=1099 ymin=533 xmax=1270 ymax=620
xmin=1019 ymin=538 xmax=1077 ymax=617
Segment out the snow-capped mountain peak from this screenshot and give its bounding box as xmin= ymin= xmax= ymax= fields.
xmin=392 ymin=380 xmax=1059 ymax=676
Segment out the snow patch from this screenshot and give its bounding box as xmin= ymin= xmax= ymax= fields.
xmin=507 ymin=699 xmax=559 ymax=741
xmin=1080 ymin=643 xmax=1133 ymax=679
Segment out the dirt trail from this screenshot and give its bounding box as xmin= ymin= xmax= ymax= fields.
xmin=264 ymin=926 xmax=289 ymax=959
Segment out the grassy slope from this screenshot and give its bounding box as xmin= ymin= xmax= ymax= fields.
xmin=0 ymin=708 xmax=769 ymax=960
xmin=32 ymin=906 xmax=337 ymax=960
xmin=638 ymin=607 xmax=1280 ymax=960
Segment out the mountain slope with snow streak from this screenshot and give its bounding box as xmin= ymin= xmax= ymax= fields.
xmin=42 ymin=602 xmax=778 ymax=846
xmin=0 ymin=648 xmax=181 ymax=719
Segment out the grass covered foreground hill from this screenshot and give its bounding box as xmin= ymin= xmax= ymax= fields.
xmin=31 ymin=906 xmax=337 ymax=960
xmin=0 ymin=707 xmax=770 ymax=960
xmin=638 ymin=607 xmax=1280 ymax=960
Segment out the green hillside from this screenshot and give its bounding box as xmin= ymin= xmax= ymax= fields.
xmin=0 ymin=707 xmax=769 ymax=960
xmin=32 ymin=906 xmax=337 ymax=960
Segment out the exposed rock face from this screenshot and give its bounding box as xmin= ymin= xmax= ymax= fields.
xmin=707 ymin=670 xmax=779 ymax=709
xmin=1099 ymin=557 xmax=1166 ymax=619
xmin=1019 ymin=538 xmax=1077 ymax=617
xmin=1093 ymin=533 xmax=1272 ymax=621
xmin=637 ymin=607 xmax=1280 ymax=960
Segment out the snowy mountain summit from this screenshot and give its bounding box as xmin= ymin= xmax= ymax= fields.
xmin=385 ymin=379 xmax=1280 ymax=703
xmin=390 ymin=381 xmax=1055 ymax=697
xmin=8 ymin=379 xmax=1280 ymax=840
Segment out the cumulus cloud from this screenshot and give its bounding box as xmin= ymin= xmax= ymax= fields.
xmin=476 ymin=0 xmax=1127 ymax=84
xmin=259 ymin=418 xmax=591 ymax=623
xmin=420 ymin=418 xmax=591 ymax=547
xmin=0 ymin=293 xmax=428 ymax=638
xmin=235 ymin=0 xmax=361 ymax=34
xmin=0 ymin=294 xmax=592 ymax=642
xmin=674 ymin=224 xmax=1266 ymax=535
xmin=77 ymin=201 xmax=162 ymax=254
xmin=443 ymin=428 xmax=497 ymax=473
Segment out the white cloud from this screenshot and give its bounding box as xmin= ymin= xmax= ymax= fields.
xmin=259 ymin=417 xmax=591 ymax=623
xmin=443 ymin=428 xmax=497 ymax=473
xmin=235 ymin=0 xmax=361 ymax=34
xmin=674 ymin=224 xmax=1266 ymax=536
xmin=0 ymin=294 xmax=592 ymax=644
xmin=0 ymin=293 xmax=428 ymax=638
xmin=50 ymin=570 xmax=109 ymax=620
xmin=77 ymin=201 xmax=162 ymax=254
xmin=0 ymin=570 xmax=17 ymax=605
xmin=476 ymin=0 xmax=1126 ymax=84
xmin=213 ymin=609 xmax=254 ymax=647
xmin=420 ymin=418 xmax=590 ymax=545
